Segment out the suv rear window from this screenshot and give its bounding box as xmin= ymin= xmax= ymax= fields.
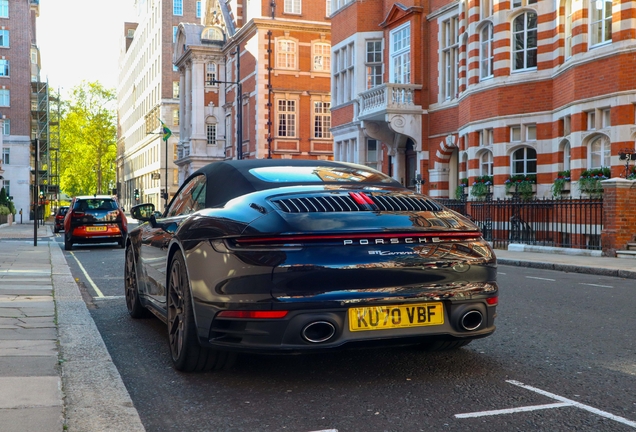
xmin=73 ymin=199 xmax=119 ymax=211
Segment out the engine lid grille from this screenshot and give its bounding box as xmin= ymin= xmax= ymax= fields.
xmin=272 ymin=192 xmax=443 ymax=213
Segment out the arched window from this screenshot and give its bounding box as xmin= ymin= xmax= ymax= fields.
xmin=590 ymin=0 xmax=612 ymax=46
xmin=589 ymin=135 xmax=610 ymax=169
xmin=512 ymin=12 xmax=537 ymax=71
xmin=480 ymin=23 xmax=494 ymax=80
xmin=562 ymin=140 xmax=571 ymax=172
xmin=511 ymin=147 xmax=537 ymax=175
xmin=480 ymin=150 xmax=493 ymax=176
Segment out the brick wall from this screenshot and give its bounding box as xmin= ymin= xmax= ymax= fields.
xmin=601 ymin=179 xmax=636 ymax=256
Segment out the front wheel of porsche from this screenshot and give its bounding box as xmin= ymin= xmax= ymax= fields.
xmin=124 ymin=246 xmax=148 ymax=319
xmin=167 ymin=251 xmax=235 ymax=372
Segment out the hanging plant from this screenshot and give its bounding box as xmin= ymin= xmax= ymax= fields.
xmin=504 ymin=174 xmax=536 ymax=200
xmin=578 ymin=167 xmax=610 ymax=196
xmin=627 ymin=165 xmax=636 ymax=180
xmin=551 ymin=170 xmax=571 ymax=197
xmin=454 ymin=178 xmax=469 ymax=200
xmin=470 ymin=175 xmax=493 ymax=199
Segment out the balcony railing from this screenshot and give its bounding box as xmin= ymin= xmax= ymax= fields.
xmin=358 ymin=83 xmax=422 ymax=119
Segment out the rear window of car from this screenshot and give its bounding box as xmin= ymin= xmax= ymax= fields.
xmin=248 ymin=166 xmax=395 ymax=184
xmin=73 ymin=199 xmax=119 ymax=211
xmin=58 ymin=207 xmax=68 ymax=215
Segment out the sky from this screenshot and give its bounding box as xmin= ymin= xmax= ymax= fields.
xmin=37 ymin=0 xmax=138 ymax=95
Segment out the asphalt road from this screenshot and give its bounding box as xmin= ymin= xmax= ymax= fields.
xmin=57 ymin=235 xmax=636 ymax=432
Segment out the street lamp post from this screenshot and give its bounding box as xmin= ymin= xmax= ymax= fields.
xmin=209 ymin=45 xmax=242 ymax=160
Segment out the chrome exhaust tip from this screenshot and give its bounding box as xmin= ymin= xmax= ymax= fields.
xmin=301 ymin=321 xmax=336 ymax=343
xmin=460 ymin=310 xmax=483 ymax=331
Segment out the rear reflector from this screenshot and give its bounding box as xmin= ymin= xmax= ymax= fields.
xmin=217 ymin=310 xmax=289 ymax=319
xmin=486 ymin=296 xmax=498 ymax=305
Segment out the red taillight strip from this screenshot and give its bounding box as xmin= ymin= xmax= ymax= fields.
xmin=234 ymin=231 xmax=481 ymax=245
xmin=486 ymin=296 xmax=498 ymax=305
xmin=217 ymin=310 xmax=289 ymax=319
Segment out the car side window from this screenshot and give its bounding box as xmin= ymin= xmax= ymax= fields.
xmin=166 ymin=175 xmax=207 ymax=217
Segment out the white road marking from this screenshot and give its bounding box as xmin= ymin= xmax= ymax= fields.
xmin=525 ymin=276 xmax=556 ymax=281
xmin=579 ymin=283 xmax=614 ymax=288
xmin=456 ymin=380 xmax=636 ymax=428
xmin=498 ymin=272 xmax=506 ymax=275
xmin=69 ymin=252 xmax=105 ymax=298
xmin=93 ymin=296 xmax=125 ymax=300
xmin=507 ymin=380 xmax=636 ymax=428
xmin=455 ymin=402 xmax=571 ymax=418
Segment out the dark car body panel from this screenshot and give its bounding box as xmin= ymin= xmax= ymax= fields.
xmin=127 ymin=160 xmax=498 ymax=355
xmin=54 ymin=206 xmax=69 ymax=232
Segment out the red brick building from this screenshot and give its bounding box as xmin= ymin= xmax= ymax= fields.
xmin=330 ymin=0 xmax=636 ymax=200
xmin=173 ymin=0 xmax=332 ymax=180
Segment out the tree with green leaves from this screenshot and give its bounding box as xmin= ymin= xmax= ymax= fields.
xmin=59 ymin=81 xmax=117 ymax=196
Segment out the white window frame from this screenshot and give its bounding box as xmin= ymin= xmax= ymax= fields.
xmin=366 ymin=40 xmax=383 ymax=89
xmin=587 ymin=111 xmax=596 ymax=130
xmin=172 ymin=81 xmax=179 ymax=99
xmin=481 ymin=0 xmax=492 ymax=18
xmin=2 ymin=180 xmax=8 ymax=197
xmin=2 ymin=147 xmax=8 ymax=164
xmin=0 ymin=59 xmax=8 ymax=77
xmin=332 ymin=42 xmax=355 ymax=105
xmin=480 ymin=23 xmax=494 ymax=80
xmin=480 ymin=150 xmax=494 ymax=176
xmin=313 ymin=42 xmax=331 ymax=72
xmin=512 ymin=11 xmax=538 ymax=71
xmin=0 ymin=89 xmax=9 ymax=106
xmin=512 ymin=0 xmax=537 ymax=7
xmin=284 ymin=0 xmax=301 ymax=14
xmin=480 ymin=129 xmax=494 ymax=146
xmin=312 ymin=101 xmax=332 ymax=139
xmin=2 ymin=118 xmax=8 ymax=135
xmin=173 ymin=26 xmax=178 ymax=43
xmin=441 ymin=16 xmax=459 ymax=99
xmin=511 ymin=147 xmax=537 ymax=175
xmin=196 ymin=1 xmax=201 ymax=18
xmin=601 ymin=108 xmax=611 ymax=128
xmin=276 ymin=39 xmax=297 ymax=70
xmin=0 ymin=30 xmax=8 ymax=48
xmin=277 ymin=98 xmax=297 ymax=138
xmin=563 ymin=140 xmax=571 ymax=172
xmin=173 ymin=109 xmax=179 ymax=127
xmin=565 ymin=0 xmax=573 ymax=59
xmin=205 ymin=63 xmax=217 ymax=85
xmin=173 ymin=0 xmax=183 ymax=16
xmin=510 ymin=125 xmax=521 ymax=142
xmin=563 ymin=115 xmax=571 ymax=136
xmin=390 ymin=23 xmax=411 ymax=84
xmin=590 ymin=0 xmax=612 ymax=47
xmin=366 ymin=139 xmax=378 ymax=170
xmin=326 ymin=0 xmax=332 ymax=17
xmin=589 ymin=135 xmax=611 ymax=169
xmin=206 ymin=119 xmax=217 ymax=145
xmin=0 ymin=0 xmax=7 ymax=18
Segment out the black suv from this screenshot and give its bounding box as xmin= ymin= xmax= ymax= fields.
xmin=63 ymin=196 xmax=127 ymax=250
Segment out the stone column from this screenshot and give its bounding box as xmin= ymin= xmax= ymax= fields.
xmin=600 ymin=178 xmax=636 ymax=256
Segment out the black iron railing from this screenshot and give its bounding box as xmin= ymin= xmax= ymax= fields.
xmin=436 ymin=197 xmax=603 ymax=250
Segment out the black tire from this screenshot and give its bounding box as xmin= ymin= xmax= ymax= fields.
xmin=167 ymin=251 xmax=236 ymax=372
xmin=118 ymin=235 xmax=126 ymax=249
xmin=64 ymin=233 xmax=73 ymax=251
xmin=54 ymin=227 xmax=59 ymax=234
xmin=418 ymin=340 xmax=472 ymax=351
xmin=124 ymin=246 xmax=149 ymax=319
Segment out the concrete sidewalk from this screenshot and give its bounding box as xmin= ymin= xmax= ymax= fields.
xmin=0 ymin=220 xmax=634 ymax=431
xmin=0 ymin=221 xmax=144 ymax=431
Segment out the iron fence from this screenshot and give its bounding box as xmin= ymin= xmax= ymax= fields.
xmin=436 ymin=197 xmax=603 ymax=250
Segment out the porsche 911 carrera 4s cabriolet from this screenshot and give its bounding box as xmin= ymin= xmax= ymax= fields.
xmin=125 ymin=159 xmax=498 ymax=372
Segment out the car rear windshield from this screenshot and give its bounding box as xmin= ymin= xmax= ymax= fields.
xmin=59 ymin=207 xmax=68 ymax=215
xmin=249 ymin=166 xmax=395 ymax=184
xmin=73 ymin=199 xmax=119 ymax=211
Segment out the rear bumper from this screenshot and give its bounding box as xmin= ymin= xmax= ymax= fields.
xmin=199 ymin=299 xmax=497 ymax=354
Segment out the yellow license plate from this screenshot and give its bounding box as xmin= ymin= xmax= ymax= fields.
xmin=86 ymin=226 xmax=107 ymax=232
xmin=348 ymin=303 xmax=444 ymax=332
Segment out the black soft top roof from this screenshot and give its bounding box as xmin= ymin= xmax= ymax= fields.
xmin=185 ymin=159 xmax=399 ymax=208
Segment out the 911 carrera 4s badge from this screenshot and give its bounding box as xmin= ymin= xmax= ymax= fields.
xmin=348 ymin=303 xmax=444 ymax=331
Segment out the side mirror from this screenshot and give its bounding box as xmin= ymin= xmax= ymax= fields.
xmin=130 ymin=203 xmax=156 ymax=222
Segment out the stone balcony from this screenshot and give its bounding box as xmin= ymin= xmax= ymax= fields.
xmin=357 ymin=83 xmax=423 ymax=122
